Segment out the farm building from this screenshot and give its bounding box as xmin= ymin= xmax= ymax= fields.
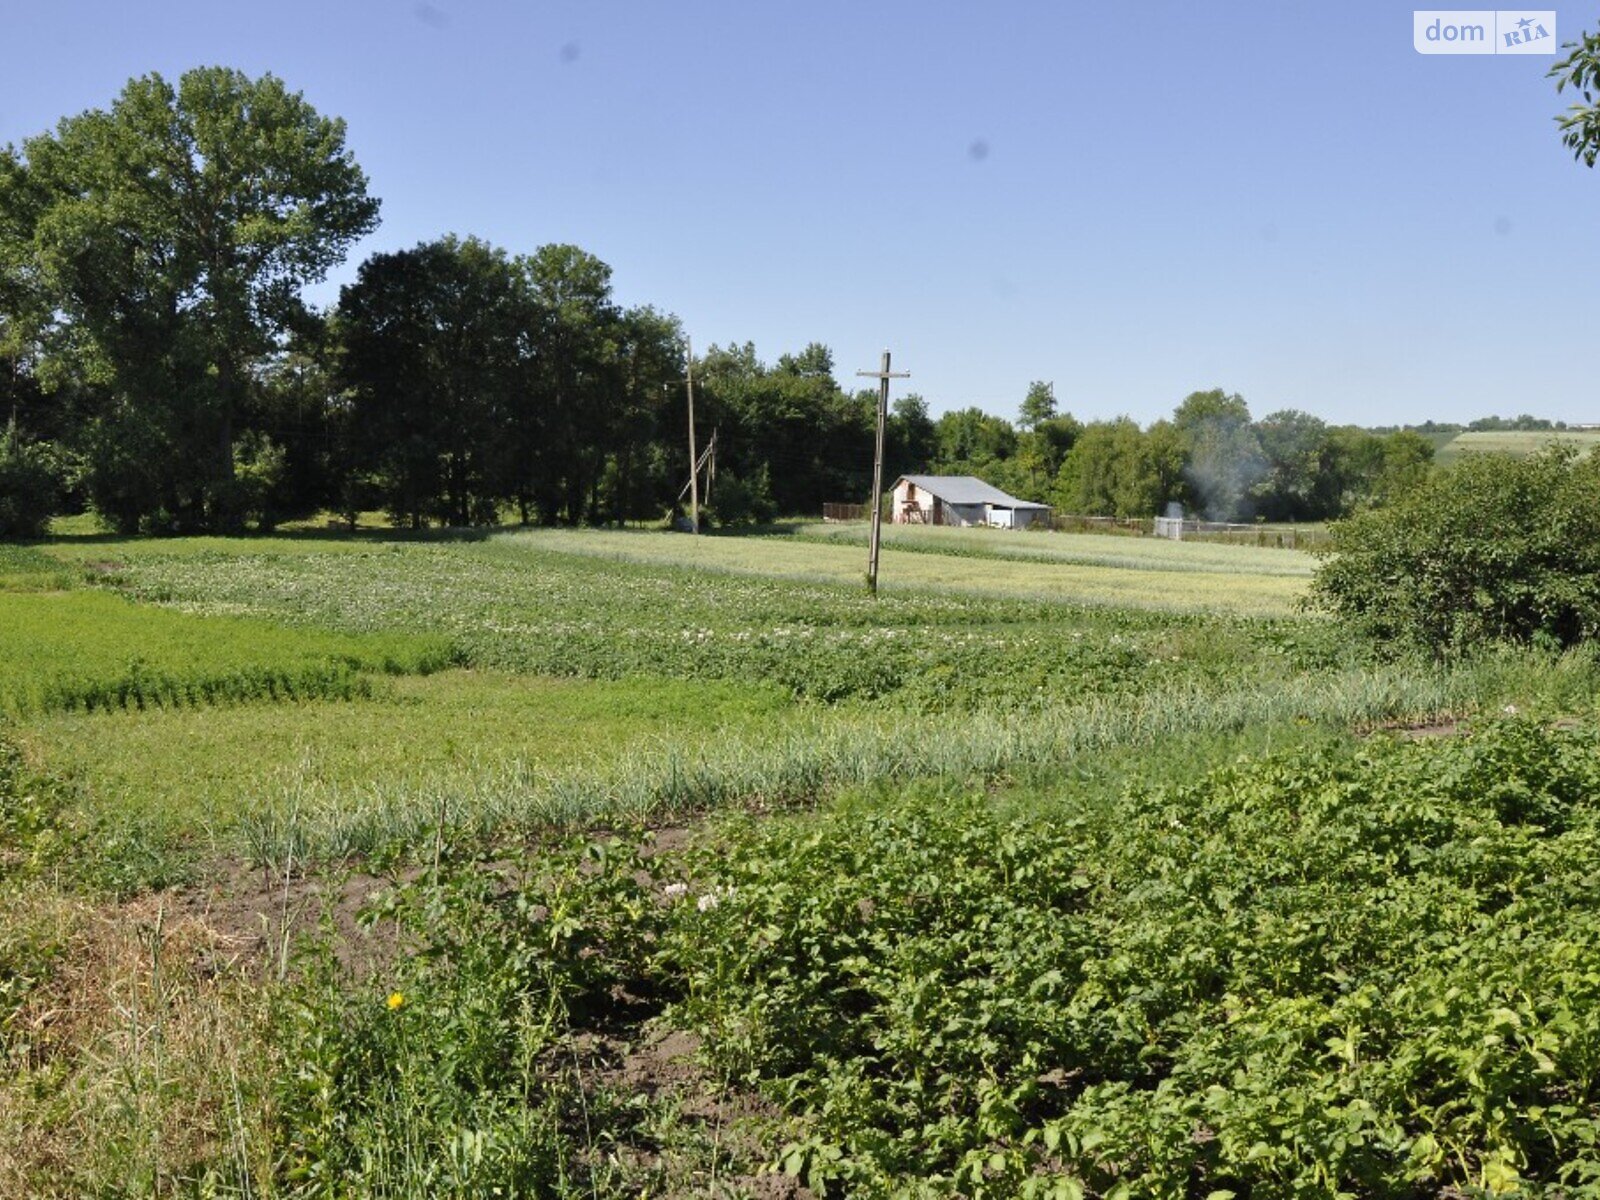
xmin=890 ymin=475 xmax=1052 ymax=529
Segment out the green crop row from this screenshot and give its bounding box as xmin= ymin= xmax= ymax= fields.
xmin=227 ymin=647 xmax=1600 ymax=863
xmin=0 ymin=590 xmax=455 ymax=716
xmin=787 ymin=520 xmax=1317 ymax=578
xmin=84 ymin=536 xmax=1340 ymax=710
xmin=0 ymin=543 xmax=76 ymax=592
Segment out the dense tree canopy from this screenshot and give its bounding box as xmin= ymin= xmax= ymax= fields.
xmin=0 ymin=67 xmax=378 ymax=531
xmin=338 ymin=237 xmax=523 ymax=528
xmin=694 ymin=341 xmax=874 ymax=518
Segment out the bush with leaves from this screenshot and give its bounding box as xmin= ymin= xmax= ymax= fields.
xmin=1309 ymin=448 xmax=1600 ymax=654
xmin=0 ymin=419 xmax=59 ymax=538
xmin=707 ymin=465 xmax=777 ymax=526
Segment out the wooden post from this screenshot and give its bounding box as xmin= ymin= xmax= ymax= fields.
xmin=856 ymin=350 xmax=910 ymax=595
xmin=685 ymin=336 xmax=699 ymax=534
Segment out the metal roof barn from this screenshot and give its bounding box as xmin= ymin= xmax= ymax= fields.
xmin=891 ymin=475 xmax=1051 ymax=529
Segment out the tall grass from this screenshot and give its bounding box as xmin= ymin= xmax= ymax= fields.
xmin=26 ymin=672 xmax=795 ymax=835
xmin=0 ymin=887 xmax=273 ymax=1197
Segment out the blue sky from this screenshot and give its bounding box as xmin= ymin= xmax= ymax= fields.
xmin=4 ymin=1 xmax=1598 ymax=427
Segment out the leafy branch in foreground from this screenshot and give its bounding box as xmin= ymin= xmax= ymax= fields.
xmin=1553 ymin=25 xmax=1600 ymax=166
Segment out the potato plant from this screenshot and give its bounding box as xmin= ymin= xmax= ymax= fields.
xmin=657 ymin=720 xmax=1600 ymax=1196
xmin=252 ymin=720 xmax=1600 ymax=1197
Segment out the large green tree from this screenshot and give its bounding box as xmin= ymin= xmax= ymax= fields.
xmin=0 ymin=67 xmax=378 ymax=530
xmin=1251 ymin=409 xmax=1339 ymax=521
xmin=338 ymin=236 xmax=523 ymax=528
xmin=887 ymin=393 xmax=937 ymax=480
xmin=602 ymin=305 xmax=684 ymax=524
xmin=518 ymin=244 xmax=624 ymax=524
xmin=935 ymin=406 xmax=1017 ymax=466
xmin=1017 ymin=380 xmax=1056 ymax=430
xmin=1055 ymin=418 xmax=1166 ymax=517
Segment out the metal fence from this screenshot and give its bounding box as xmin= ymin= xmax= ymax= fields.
xmin=1070 ymin=512 xmax=1328 ymax=549
xmin=820 ymin=503 xmax=1326 ymax=549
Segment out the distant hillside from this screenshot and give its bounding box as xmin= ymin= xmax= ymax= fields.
xmin=1432 ymin=429 xmax=1600 ymax=466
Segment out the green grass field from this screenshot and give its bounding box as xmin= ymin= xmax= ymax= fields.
xmin=20 ymin=671 xmax=796 ymax=836
xmin=1432 ymin=428 xmax=1600 ymax=465
xmin=790 ymin=520 xmax=1316 ymax=576
xmin=6 ymin=523 xmax=1600 ymax=1196
xmin=8 ymin=527 xmax=1339 ymax=851
xmin=0 ymin=589 xmax=452 ymax=717
xmin=7 ymin=526 xmax=1585 ymax=853
xmin=488 ymin=525 xmax=1312 ymax=615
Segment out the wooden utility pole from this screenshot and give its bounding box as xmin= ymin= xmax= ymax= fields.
xmin=857 ymin=349 xmax=910 ymax=595
xmin=685 ymin=336 xmax=699 ymax=534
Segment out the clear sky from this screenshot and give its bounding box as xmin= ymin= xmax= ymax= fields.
xmin=4 ymin=1 xmax=1598 ymax=427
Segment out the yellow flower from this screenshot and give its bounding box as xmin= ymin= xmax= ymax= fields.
xmin=387 ymin=991 xmax=405 ymax=1010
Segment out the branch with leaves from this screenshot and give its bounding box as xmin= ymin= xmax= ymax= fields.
xmin=1552 ymin=26 xmax=1600 ymax=166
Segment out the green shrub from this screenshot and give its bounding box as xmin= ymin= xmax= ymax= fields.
xmin=0 ymin=419 xmax=60 ymax=539
xmin=708 ymin=466 xmax=777 ymax=525
xmin=1310 ymin=448 xmax=1600 ymax=653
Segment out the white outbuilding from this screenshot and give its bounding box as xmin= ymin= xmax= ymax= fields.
xmin=890 ymin=475 xmax=1052 ymax=529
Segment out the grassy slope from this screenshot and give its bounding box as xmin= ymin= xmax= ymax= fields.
xmin=1432 ymin=428 xmax=1600 ymax=465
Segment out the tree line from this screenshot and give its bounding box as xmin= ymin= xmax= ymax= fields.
xmin=0 ymin=65 xmax=1577 ymax=538
xmin=928 ymin=386 xmax=1439 ymax=524
xmin=0 ymin=68 xmax=915 ymax=535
